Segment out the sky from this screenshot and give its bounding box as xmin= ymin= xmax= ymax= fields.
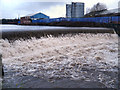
xmin=0 ymin=0 xmax=119 ymax=19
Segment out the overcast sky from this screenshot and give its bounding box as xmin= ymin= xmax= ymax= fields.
xmin=0 ymin=0 xmax=119 ymax=19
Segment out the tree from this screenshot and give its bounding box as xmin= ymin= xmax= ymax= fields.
xmin=90 ymin=3 xmax=107 ymax=12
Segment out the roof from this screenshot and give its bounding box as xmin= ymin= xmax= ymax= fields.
xmin=85 ymin=8 xmax=120 ymax=17
xmin=23 ymin=12 xmax=49 ymax=19
xmin=100 ymin=8 xmax=120 ymax=15
xmin=72 ymin=2 xmax=84 ymax=4
xmin=26 ymin=12 xmax=45 ymax=16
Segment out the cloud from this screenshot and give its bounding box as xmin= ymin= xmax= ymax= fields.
xmin=16 ymin=2 xmax=64 ymax=11
xmin=0 ymin=0 xmax=119 ymax=18
xmin=44 ymin=4 xmax=66 ymax=18
xmin=1 ymin=2 xmax=65 ymax=18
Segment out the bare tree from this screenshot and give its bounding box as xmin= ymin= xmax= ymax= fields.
xmin=90 ymin=3 xmax=107 ymax=12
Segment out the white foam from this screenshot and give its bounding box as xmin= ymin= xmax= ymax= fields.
xmin=1 ymin=33 xmax=118 ymax=88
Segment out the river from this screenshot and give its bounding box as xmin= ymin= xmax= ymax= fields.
xmin=0 ymin=24 xmax=114 ymax=32
xmin=0 ymin=24 xmax=115 ymax=40
xmin=0 ymin=24 xmax=69 ymax=32
xmin=1 ymin=32 xmax=118 ymax=88
xmin=0 ymin=25 xmax=118 ymax=88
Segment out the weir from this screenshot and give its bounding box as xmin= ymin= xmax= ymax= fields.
xmin=109 ymin=24 xmax=120 ymax=36
xmin=1 ymin=27 xmax=115 ymax=40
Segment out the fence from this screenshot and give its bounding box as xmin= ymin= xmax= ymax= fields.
xmin=18 ymin=16 xmax=120 ymax=24
xmin=30 ymin=16 xmax=120 ymax=24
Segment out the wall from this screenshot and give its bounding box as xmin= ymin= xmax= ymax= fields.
xmin=71 ymin=2 xmax=84 ymax=18
xmin=118 ymin=1 xmax=120 ymax=8
xmin=66 ymin=4 xmax=72 ymax=18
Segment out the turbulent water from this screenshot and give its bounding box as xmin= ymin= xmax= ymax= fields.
xmin=1 ymin=33 xmax=118 ymax=88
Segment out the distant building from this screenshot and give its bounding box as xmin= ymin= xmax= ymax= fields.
xmin=20 ymin=12 xmax=49 ymax=24
xmin=119 ymin=1 xmax=120 ymax=8
xmin=20 ymin=16 xmax=31 ymax=24
xmin=28 ymin=12 xmax=49 ymax=20
xmin=66 ymin=2 xmax=84 ymax=18
xmin=84 ymin=8 xmax=120 ymax=17
xmin=66 ymin=4 xmax=72 ymax=18
xmin=71 ymin=2 xmax=84 ymax=18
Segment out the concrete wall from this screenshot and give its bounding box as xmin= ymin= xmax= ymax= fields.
xmin=66 ymin=4 xmax=72 ymax=18
xmin=118 ymin=1 xmax=120 ymax=8
xmin=66 ymin=2 xmax=84 ymax=18
xmin=71 ymin=2 xmax=84 ymax=18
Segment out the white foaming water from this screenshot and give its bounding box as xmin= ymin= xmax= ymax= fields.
xmin=1 ymin=33 xmax=118 ymax=88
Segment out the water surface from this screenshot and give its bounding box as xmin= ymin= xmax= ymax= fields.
xmin=0 ymin=24 xmax=113 ymax=32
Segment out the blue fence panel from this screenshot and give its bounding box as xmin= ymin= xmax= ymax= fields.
xmin=31 ymin=16 xmax=120 ymax=24
xmin=112 ymin=16 xmax=119 ymax=22
xmin=18 ymin=21 xmax=20 ymax=24
xmin=66 ymin=18 xmax=71 ymax=21
xmin=118 ymin=16 xmax=120 ymax=22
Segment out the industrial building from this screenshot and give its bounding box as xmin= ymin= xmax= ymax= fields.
xmin=66 ymin=4 xmax=72 ymax=18
xmin=118 ymin=1 xmax=120 ymax=8
xmin=29 ymin=12 xmax=49 ymax=20
xmin=20 ymin=12 xmax=49 ymax=24
xmin=84 ymin=8 xmax=120 ymax=17
xmin=71 ymin=2 xmax=84 ymax=18
xmin=66 ymin=2 xmax=84 ymax=18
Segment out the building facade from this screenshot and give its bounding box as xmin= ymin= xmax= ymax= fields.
xmin=119 ymin=1 xmax=120 ymax=8
xmin=20 ymin=12 xmax=49 ymax=24
xmin=84 ymin=8 xmax=120 ymax=17
xmin=66 ymin=2 xmax=84 ymax=18
xmin=71 ymin=2 xmax=84 ymax=18
xmin=20 ymin=16 xmax=31 ymax=24
xmin=66 ymin=4 xmax=72 ymax=18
